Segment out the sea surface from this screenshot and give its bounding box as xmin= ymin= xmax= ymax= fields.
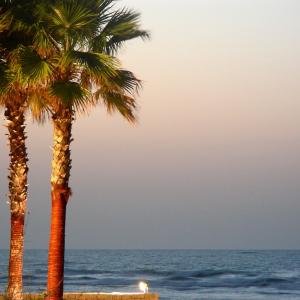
xmin=1 ymin=250 xmax=300 ymax=299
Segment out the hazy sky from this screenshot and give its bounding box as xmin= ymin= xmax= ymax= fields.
xmin=1 ymin=0 xmax=300 ymax=249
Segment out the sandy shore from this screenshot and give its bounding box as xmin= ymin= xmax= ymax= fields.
xmin=0 ymin=293 xmax=159 ymax=300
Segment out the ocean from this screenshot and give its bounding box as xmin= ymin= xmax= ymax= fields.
xmin=1 ymin=250 xmax=300 ymax=299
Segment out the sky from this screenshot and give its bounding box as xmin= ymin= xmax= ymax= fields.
xmin=1 ymin=0 xmax=300 ymax=249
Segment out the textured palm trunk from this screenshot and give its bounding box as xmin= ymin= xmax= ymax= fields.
xmin=47 ymin=108 xmax=73 ymax=300
xmin=5 ymin=103 xmax=28 ymax=300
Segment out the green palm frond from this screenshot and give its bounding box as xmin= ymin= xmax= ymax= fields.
xmin=18 ymin=46 xmax=53 ymax=82
xmin=91 ymin=67 xmax=140 ymax=122
xmin=96 ymin=0 xmax=115 ymax=12
xmin=27 ymin=88 xmax=51 ymax=122
xmin=110 ymin=69 xmax=141 ymax=94
xmin=0 ymin=10 xmax=12 ymax=32
xmin=84 ymin=68 xmax=141 ymax=95
xmin=105 ymin=29 xmax=149 ymax=55
xmin=33 ymin=26 xmax=58 ymax=56
xmin=45 ymin=0 xmax=99 ymax=49
xmin=80 ymin=66 xmax=140 ymax=119
xmin=102 ymin=8 xmax=141 ymax=35
xmin=66 ymin=50 xmax=119 ymax=77
xmin=91 ymin=8 xmax=149 ymax=54
xmin=0 ymin=63 xmax=13 ymax=95
xmin=80 ymin=0 xmax=115 ymax=21
xmin=96 ymin=88 xmax=136 ymax=123
xmin=49 ymin=80 xmax=89 ymax=108
xmin=0 ymin=0 xmax=41 ymax=33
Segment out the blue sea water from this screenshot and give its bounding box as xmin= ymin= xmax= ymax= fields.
xmin=1 ymin=250 xmax=300 ymax=299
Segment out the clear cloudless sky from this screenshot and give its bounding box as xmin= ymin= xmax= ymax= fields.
xmin=1 ymin=0 xmax=300 ymax=249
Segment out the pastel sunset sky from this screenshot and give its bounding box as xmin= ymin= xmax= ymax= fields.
xmin=0 ymin=0 xmax=300 ymax=249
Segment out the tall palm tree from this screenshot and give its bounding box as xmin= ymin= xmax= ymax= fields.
xmin=0 ymin=71 xmax=28 ymax=300
xmin=0 ymin=1 xmax=47 ymax=298
xmin=0 ymin=5 xmax=28 ymax=300
xmin=17 ymin=1 xmax=149 ymax=299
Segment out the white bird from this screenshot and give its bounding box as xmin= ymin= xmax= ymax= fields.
xmin=139 ymin=281 xmax=149 ymax=293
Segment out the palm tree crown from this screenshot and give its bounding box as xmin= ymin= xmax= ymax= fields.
xmin=16 ymin=0 xmax=149 ymax=120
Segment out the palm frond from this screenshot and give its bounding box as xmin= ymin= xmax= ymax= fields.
xmin=110 ymin=69 xmax=141 ymax=94
xmin=0 ymin=10 xmax=12 ymax=32
xmin=91 ymin=67 xmax=140 ymax=123
xmin=83 ymin=67 xmax=141 ymax=95
xmin=0 ymin=62 xmax=13 ymax=95
xmin=27 ymin=87 xmax=52 ymax=123
xmin=18 ymin=46 xmax=53 ymax=82
xmin=49 ymin=80 xmax=89 ymax=108
xmin=46 ymin=0 xmax=99 ymax=49
xmin=96 ymin=87 xmax=137 ymax=123
xmin=91 ymin=8 xmax=149 ymax=54
xmin=105 ymin=29 xmax=149 ymax=55
xmin=82 ymin=0 xmax=115 ymax=22
xmin=33 ymin=26 xmax=57 ymax=56
xmin=66 ymin=50 xmax=119 ymax=77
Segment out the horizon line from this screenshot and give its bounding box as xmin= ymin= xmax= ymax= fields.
xmin=1 ymin=248 xmax=300 ymax=251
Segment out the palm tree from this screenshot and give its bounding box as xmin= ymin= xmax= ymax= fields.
xmin=17 ymin=1 xmax=149 ymax=299
xmin=0 ymin=71 xmax=28 ymax=300
xmin=0 ymin=5 xmax=29 ymax=300
xmin=0 ymin=1 xmax=47 ymax=298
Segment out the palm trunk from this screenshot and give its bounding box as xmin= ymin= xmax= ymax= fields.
xmin=47 ymin=108 xmax=73 ymax=300
xmin=5 ymin=103 xmax=28 ymax=300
